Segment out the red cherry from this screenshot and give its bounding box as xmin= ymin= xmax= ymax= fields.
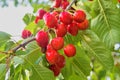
xmin=73 ymin=10 xmax=86 ymax=23
xmin=51 ymin=11 xmax=59 ymax=19
xmin=43 ymin=13 xmax=57 ymax=28
xmin=56 ymin=23 xmax=67 ymax=37
xmin=47 ymin=44 xmax=54 ymax=51
xmin=35 ymin=31 xmax=49 ymax=48
xmin=51 ymin=37 xmax=64 ymax=50
xmin=46 ymin=49 xmax=59 ymax=64
xmin=53 ymin=0 xmax=62 ymax=8
xmin=64 ymin=44 xmax=76 ymax=57
xmin=22 ymin=29 xmax=32 ymax=39
xmin=77 ymin=19 xmax=89 ymax=30
xmin=38 ymin=9 xmax=46 ymax=19
xmin=35 ymin=16 xmax=40 ymax=24
xmin=61 ymin=1 xmax=69 ymax=9
xmin=49 ymin=64 xmax=61 ymax=76
xmin=59 ymin=11 xmax=73 ymax=25
xmin=55 ymin=55 xmax=65 ymax=68
xmin=67 ymin=22 xmax=78 ymax=36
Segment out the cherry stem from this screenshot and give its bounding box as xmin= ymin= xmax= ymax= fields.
xmin=65 ymin=0 xmax=77 ymax=11
xmin=12 ymin=37 xmax=36 ymax=53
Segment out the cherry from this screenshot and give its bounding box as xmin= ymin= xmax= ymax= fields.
xmin=53 ymin=0 xmax=62 ymax=8
xmin=47 ymin=44 xmax=54 ymax=51
xmin=77 ymin=19 xmax=89 ymax=30
xmin=59 ymin=11 xmax=73 ymax=25
xmin=64 ymin=44 xmax=76 ymax=57
xmin=35 ymin=16 xmax=40 ymax=24
xmin=43 ymin=13 xmax=57 ymax=28
xmin=67 ymin=22 xmax=78 ymax=36
xmin=51 ymin=11 xmax=59 ymax=19
xmin=38 ymin=9 xmax=46 ymax=19
xmin=35 ymin=31 xmax=49 ymax=48
xmin=46 ymin=49 xmax=59 ymax=64
xmin=73 ymin=10 xmax=86 ymax=23
xmin=56 ymin=23 xmax=67 ymax=37
xmin=55 ymin=55 xmax=65 ymax=68
xmin=61 ymin=1 xmax=69 ymax=9
xmin=51 ymin=37 xmax=64 ymax=50
xmin=22 ymin=29 xmax=32 ymax=39
xmin=49 ymin=64 xmax=61 ymax=76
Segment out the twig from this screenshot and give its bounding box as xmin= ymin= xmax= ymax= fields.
xmin=65 ymin=0 xmax=77 ymax=11
xmin=12 ymin=37 xmax=36 ymax=53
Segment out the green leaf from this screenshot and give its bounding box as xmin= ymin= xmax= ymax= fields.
xmin=0 ymin=64 xmax=6 ymax=80
xmin=61 ymin=59 xmax=73 ymax=80
xmin=0 ymin=31 xmax=11 ymax=41
xmin=0 ymin=53 xmax=7 ymax=62
xmin=71 ymin=46 xmax=91 ymax=80
xmin=0 ymin=31 xmax=11 ymax=47
xmin=25 ymin=22 xmax=37 ymax=35
xmin=15 ymin=50 xmax=27 ymax=55
xmin=26 ymin=41 xmax=39 ymax=53
xmin=91 ymin=0 xmax=120 ymax=49
xmin=22 ymin=48 xmax=55 ymax=80
xmin=23 ymin=13 xmax=35 ymax=25
xmin=69 ymin=74 xmax=83 ymax=80
xmin=30 ymin=65 xmax=55 ymax=80
xmin=5 ymin=41 xmax=15 ymax=51
xmin=80 ymin=30 xmax=114 ymax=70
xmin=23 ymin=48 xmax=42 ymax=67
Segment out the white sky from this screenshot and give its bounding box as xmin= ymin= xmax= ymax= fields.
xmin=0 ymin=2 xmax=33 ymax=40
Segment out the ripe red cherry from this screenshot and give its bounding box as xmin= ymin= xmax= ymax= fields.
xmin=22 ymin=29 xmax=32 ymax=39
xmin=61 ymin=1 xmax=69 ymax=9
xmin=67 ymin=22 xmax=78 ymax=36
xmin=38 ymin=9 xmax=46 ymax=19
xmin=73 ymin=10 xmax=86 ymax=23
xmin=47 ymin=44 xmax=54 ymax=51
xmin=64 ymin=44 xmax=76 ymax=57
xmin=51 ymin=11 xmax=59 ymax=20
xmin=49 ymin=64 xmax=61 ymax=76
xmin=43 ymin=13 xmax=57 ymax=28
xmin=56 ymin=23 xmax=67 ymax=37
xmin=51 ymin=37 xmax=64 ymax=50
xmin=53 ymin=0 xmax=62 ymax=8
xmin=77 ymin=19 xmax=89 ymax=30
xmin=59 ymin=11 xmax=73 ymax=25
xmin=35 ymin=31 xmax=49 ymax=48
xmin=35 ymin=16 xmax=40 ymax=24
xmin=55 ymin=55 xmax=65 ymax=68
xmin=46 ymin=49 xmax=59 ymax=64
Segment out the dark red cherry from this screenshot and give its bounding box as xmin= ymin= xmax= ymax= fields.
xmin=22 ymin=29 xmax=32 ymax=39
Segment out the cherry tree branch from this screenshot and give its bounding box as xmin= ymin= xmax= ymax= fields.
xmin=12 ymin=37 xmax=36 ymax=53
xmin=65 ymin=0 xmax=77 ymax=11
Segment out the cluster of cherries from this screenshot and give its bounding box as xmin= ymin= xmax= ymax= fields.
xmin=21 ymin=0 xmax=89 ymax=76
